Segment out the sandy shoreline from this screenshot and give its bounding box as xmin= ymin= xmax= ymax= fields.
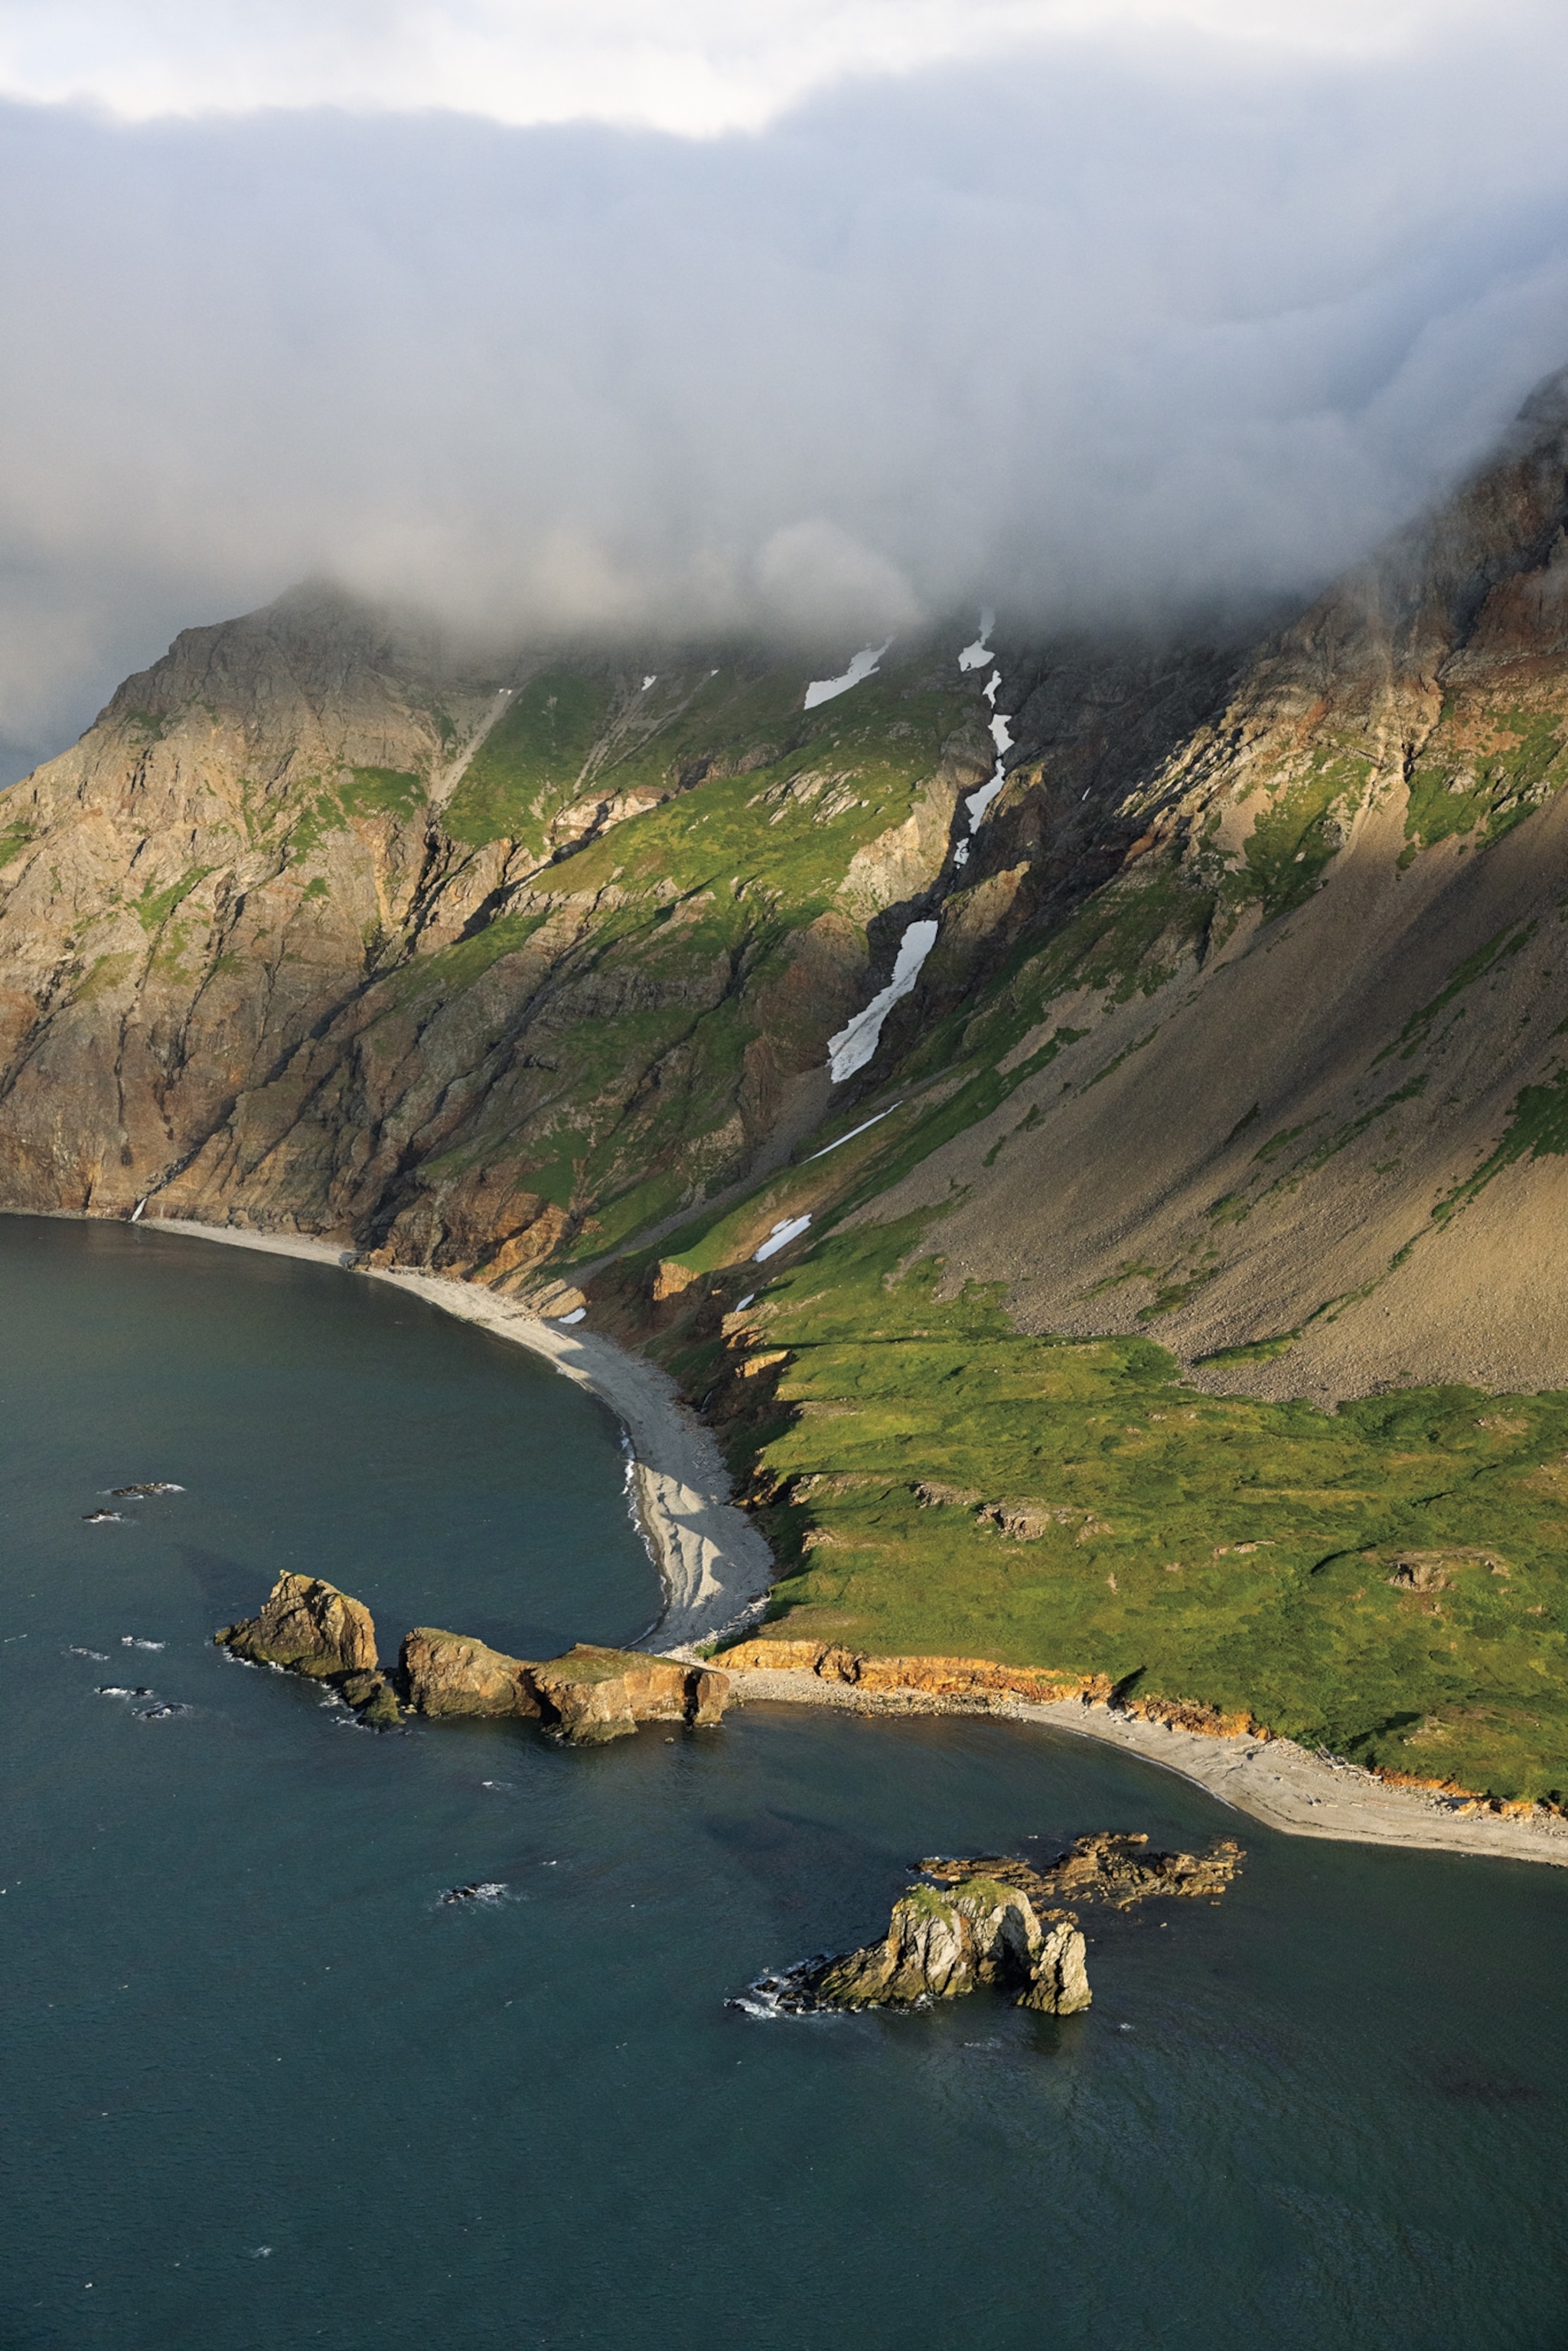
xmin=715 ymin=1666 xmax=1568 ymax=1867
xmin=56 ymin=1213 xmax=1567 ymax=1869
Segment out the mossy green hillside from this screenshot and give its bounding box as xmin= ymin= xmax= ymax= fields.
xmin=709 ymin=1215 xmax=1568 ymax=1802
xmin=445 ymin=671 xmax=616 ymax=852
xmin=386 ymin=663 xmax=976 ymax=1249
xmin=1221 ymin=746 xmax=1371 ymax=926
xmin=1403 ymin=706 xmax=1567 ymax=855
xmin=444 ymin=649 xmax=973 ymax=865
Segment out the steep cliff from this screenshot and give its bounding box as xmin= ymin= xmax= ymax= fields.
xmin=0 ymin=595 xmax=1017 ymax=1267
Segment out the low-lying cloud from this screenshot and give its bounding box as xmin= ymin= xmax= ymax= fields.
xmin=3 ymin=0 xmax=1568 ymax=777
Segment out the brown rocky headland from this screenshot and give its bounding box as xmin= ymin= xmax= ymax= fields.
xmin=215 ymin=1571 xmax=729 ymax=1740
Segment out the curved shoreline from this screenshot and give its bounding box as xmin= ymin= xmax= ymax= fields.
xmin=34 ymin=1211 xmax=1568 ymax=1868
xmin=143 ymin=1218 xmax=776 ymax=1652
xmin=715 ymin=1665 xmax=1568 ymax=1868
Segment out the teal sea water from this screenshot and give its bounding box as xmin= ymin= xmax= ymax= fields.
xmin=5 ymin=1213 xmax=1567 ymax=2350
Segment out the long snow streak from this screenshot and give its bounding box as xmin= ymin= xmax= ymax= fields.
xmin=954 ymin=611 xmax=1012 ymax=869
xmin=821 ymin=613 xmax=1009 ymax=1078
xmin=826 ymin=918 xmax=939 ymax=1081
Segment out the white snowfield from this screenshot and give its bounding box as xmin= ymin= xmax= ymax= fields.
xmin=826 ymin=917 xmax=938 ymax=1081
xmin=957 ymin=609 xmax=996 ymax=670
xmin=755 ymin=1212 xmax=812 ymax=1261
xmin=803 ymin=639 xmax=890 ymax=709
xmin=964 ymin=680 xmax=1014 ymax=829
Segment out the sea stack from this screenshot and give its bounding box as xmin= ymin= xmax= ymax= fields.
xmin=216 ymin=1572 xmax=378 ymax=1678
xmin=804 ymin=1875 xmax=1092 ymax=2015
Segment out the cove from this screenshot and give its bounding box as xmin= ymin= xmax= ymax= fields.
xmin=5 ymin=1215 xmax=1568 ymax=2351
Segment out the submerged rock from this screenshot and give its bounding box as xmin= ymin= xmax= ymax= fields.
xmin=216 ymin=1572 xmax=377 ymax=1678
xmin=804 ymin=1874 xmax=1091 ymax=2016
xmin=399 ymin=1627 xmax=541 ymax=1720
xmin=526 ymin=1644 xmax=729 ymax=1743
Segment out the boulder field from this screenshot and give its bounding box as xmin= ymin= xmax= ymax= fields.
xmin=217 ymin=1572 xmax=729 ymax=1741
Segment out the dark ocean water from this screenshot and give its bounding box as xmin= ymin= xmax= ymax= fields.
xmin=5 ymin=1213 xmax=1567 ymax=2351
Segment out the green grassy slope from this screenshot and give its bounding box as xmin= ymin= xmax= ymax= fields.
xmin=680 ymin=1217 xmax=1568 ymax=1802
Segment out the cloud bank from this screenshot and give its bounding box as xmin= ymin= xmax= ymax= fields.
xmin=2 ymin=0 xmax=1568 ymax=775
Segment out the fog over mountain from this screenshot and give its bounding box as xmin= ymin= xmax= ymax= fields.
xmin=2 ymin=0 xmax=1568 ymax=778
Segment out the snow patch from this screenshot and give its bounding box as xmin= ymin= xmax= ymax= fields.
xmin=554 ymin=1306 xmax=587 ymax=1325
xmin=963 ymin=673 xmax=1014 ymax=830
xmin=755 ymin=1215 xmax=812 ymax=1264
xmin=641 ymin=674 xmax=657 ymax=690
xmin=826 ymin=918 xmax=938 ymax=1081
xmin=957 ymin=609 xmax=996 ymax=671
xmin=803 ymin=641 xmax=890 ymax=710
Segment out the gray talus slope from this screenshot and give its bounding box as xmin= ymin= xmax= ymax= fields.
xmin=868 ymin=373 xmax=1568 ymax=1400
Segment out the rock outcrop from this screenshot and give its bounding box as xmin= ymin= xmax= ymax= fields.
xmin=804 ymin=1875 xmax=1090 ymax=2015
xmin=396 ymin=1629 xmax=728 ymax=1740
xmin=337 ymin=1670 xmax=404 ymax=1729
xmin=217 ymin=1572 xmax=377 ymax=1678
xmin=526 ymin=1645 xmax=729 ymax=1743
xmin=399 ymin=1626 xmax=542 ymax=1719
xmin=219 ymin=1583 xmax=732 ymax=1743
xmin=717 ymin=1642 xmax=1268 ymax=1739
xmin=748 ymin=1829 xmax=1240 ymax=2018
xmin=922 ymin=1831 xmax=1244 ymax=1911
xmin=716 ymin=1639 xmax=1113 ymax=1707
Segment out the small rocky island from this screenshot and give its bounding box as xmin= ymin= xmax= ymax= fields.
xmin=748 ymin=1832 xmax=1243 ymax=2017
xmin=216 ymin=1571 xmax=729 ymax=1741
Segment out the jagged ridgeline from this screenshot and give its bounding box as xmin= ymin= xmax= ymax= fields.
xmin=7 ymin=371 xmax=1568 ymax=1800
xmin=0 ymin=606 xmax=996 ymax=1259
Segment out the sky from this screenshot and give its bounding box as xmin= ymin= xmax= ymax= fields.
xmin=2 ymin=0 xmax=1568 ymax=778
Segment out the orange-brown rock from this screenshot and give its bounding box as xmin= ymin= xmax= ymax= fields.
xmin=716 ymin=1639 xmax=1110 ymax=1707
xmin=526 ymin=1644 xmax=729 ymax=1743
xmin=399 ymin=1626 xmax=541 ymax=1719
xmin=217 ymin=1572 xmax=377 ymax=1678
xmin=1120 ymin=1692 xmax=1270 ymax=1739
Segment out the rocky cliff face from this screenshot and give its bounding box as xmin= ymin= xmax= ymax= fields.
xmin=0 ymin=593 xmax=1010 ymax=1275
xmin=7 ymin=380 xmax=1568 ymax=1404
